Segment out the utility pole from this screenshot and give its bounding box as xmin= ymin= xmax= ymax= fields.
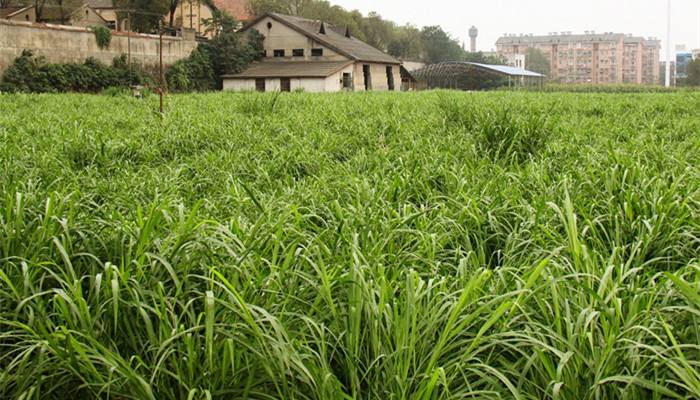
xmin=127 ymin=13 xmax=131 ymax=72
xmin=665 ymin=0 xmax=672 ymax=87
xmin=159 ymin=20 xmax=165 ymax=115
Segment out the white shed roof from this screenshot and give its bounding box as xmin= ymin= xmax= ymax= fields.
xmin=467 ymin=63 xmax=545 ymax=78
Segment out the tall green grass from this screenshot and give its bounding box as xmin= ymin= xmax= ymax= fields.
xmin=1 ymin=91 xmax=699 ymax=399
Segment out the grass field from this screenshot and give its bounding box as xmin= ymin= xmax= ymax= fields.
xmin=1 ymin=91 xmax=699 ymax=399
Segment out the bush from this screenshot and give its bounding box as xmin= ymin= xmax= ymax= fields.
xmin=166 ymin=47 xmax=216 ymax=92
xmin=0 ymin=51 xmax=153 ymax=93
xmin=91 ymin=26 xmax=112 ymax=50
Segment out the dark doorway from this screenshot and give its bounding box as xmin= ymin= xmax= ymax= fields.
xmin=255 ymin=78 xmax=265 ymax=92
xmin=386 ymin=66 xmax=395 ymax=91
xmin=280 ymin=78 xmax=291 ymax=92
xmin=363 ymin=65 xmax=371 ymax=90
xmin=342 ymin=73 xmax=352 ymax=90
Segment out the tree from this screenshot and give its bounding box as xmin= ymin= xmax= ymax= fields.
xmin=464 ymin=51 xmax=506 ymax=65
xmin=247 ymin=0 xmax=469 ymax=63
xmin=167 ymin=0 xmax=179 ymax=28
xmin=421 ymin=25 xmax=466 ymax=63
xmin=525 ymin=48 xmax=550 ymax=76
xmin=168 ymin=9 xmax=263 ymax=91
xmin=0 ymin=0 xmax=15 ymax=8
xmin=679 ymin=58 xmax=700 ymax=86
xmin=15 ymin=0 xmax=48 ymax=20
xmin=114 ymin=0 xmax=169 ymax=33
xmin=54 ymin=0 xmax=83 ymax=24
xmin=387 ymin=24 xmax=423 ymax=60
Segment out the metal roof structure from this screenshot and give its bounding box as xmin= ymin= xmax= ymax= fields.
xmin=468 ymin=62 xmax=544 ymax=78
xmin=413 ymin=62 xmax=544 ymax=79
xmin=412 ymin=61 xmax=545 ymax=90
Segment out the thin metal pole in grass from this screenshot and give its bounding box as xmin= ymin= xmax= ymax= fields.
xmin=159 ymin=20 xmax=165 ymax=116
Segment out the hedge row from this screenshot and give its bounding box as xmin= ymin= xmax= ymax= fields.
xmin=0 ymin=50 xmax=152 ymax=94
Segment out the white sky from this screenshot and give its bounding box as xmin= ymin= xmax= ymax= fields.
xmin=332 ymin=0 xmax=700 ymax=57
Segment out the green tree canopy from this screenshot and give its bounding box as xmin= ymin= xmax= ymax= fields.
xmin=680 ymin=58 xmax=700 ymax=86
xmin=525 ymin=48 xmax=550 ymax=76
xmin=247 ymin=0 xmax=471 ymax=63
xmin=114 ymin=0 xmax=169 ymax=33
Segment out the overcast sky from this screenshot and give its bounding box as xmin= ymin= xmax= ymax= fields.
xmin=333 ymin=0 xmax=700 ymax=56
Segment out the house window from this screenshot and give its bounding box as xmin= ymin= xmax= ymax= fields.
xmin=342 ymin=72 xmax=352 ymax=89
xmin=363 ymin=64 xmax=371 ymax=90
xmin=280 ymin=78 xmax=291 ymax=92
xmin=311 ymin=48 xmax=323 ymax=56
xmin=292 ymin=49 xmax=304 ymax=57
xmin=273 ymin=49 xmax=285 ymax=57
xmin=386 ymin=66 xmax=394 ymax=91
xmin=255 ymin=78 xmax=266 ymax=92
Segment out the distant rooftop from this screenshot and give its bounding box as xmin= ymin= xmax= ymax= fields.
xmin=497 ymin=32 xmax=659 ymax=45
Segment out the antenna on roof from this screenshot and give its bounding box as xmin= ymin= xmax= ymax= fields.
xmin=319 ymin=22 xmax=326 ymax=35
xmin=345 ymin=26 xmax=351 ymax=38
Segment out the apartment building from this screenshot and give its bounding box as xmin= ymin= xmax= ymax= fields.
xmin=496 ymin=32 xmax=660 ymax=85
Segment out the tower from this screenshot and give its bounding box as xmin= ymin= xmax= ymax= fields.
xmin=469 ymin=26 xmax=478 ymax=52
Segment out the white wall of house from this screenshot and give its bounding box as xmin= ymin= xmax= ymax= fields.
xmin=5 ymin=7 xmax=36 ymax=22
xmin=353 ymin=63 xmax=401 ymax=91
xmin=70 ymin=6 xmax=109 ymax=28
xmin=223 ymin=79 xmax=256 ymax=91
xmin=223 ymin=77 xmax=329 ymax=92
xmin=223 ymin=62 xmax=403 ymax=93
xmin=325 ymin=64 xmax=355 ymax=91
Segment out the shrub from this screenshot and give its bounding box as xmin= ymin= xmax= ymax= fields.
xmin=166 ymin=47 xmax=216 ymax=92
xmin=91 ymin=26 xmax=112 ymax=50
xmin=0 ymin=51 xmax=153 ymax=93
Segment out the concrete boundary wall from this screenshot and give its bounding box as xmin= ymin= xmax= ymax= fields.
xmin=0 ymin=19 xmax=198 ymax=75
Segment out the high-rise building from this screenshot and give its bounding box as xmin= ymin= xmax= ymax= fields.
xmin=496 ymin=32 xmax=660 ymax=85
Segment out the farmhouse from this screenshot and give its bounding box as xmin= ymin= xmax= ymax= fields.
xmin=222 ymin=13 xmax=401 ymax=92
xmin=1 ymin=4 xmax=109 ymax=27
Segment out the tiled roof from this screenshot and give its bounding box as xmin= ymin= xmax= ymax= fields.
xmin=211 ymin=0 xmax=251 ymax=22
xmin=223 ymin=60 xmax=353 ymax=78
xmin=241 ymin=12 xmax=399 ymax=64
